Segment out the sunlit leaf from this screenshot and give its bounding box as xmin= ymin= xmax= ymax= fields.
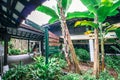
xmin=101 ymin=0 xmax=113 ymax=7
xmin=80 ymin=0 xmax=98 ymax=14
xmin=74 ymin=20 xmax=98 ymax=28
xmin=84 ymin=30 xmax=93 ymax=35
xmin=106 ymin=25 xmax=120 ymax=32
xmin=49 ymin=18 xmax=59 ymax=24
xmin=66 ymin=11 xmax=94 ymax=19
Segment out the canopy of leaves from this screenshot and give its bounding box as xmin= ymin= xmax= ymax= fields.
xmin=80 ymin=0 xmax=120 ymax=22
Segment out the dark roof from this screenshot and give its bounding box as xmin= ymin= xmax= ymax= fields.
xmin=0 ymin=0 xmax=46 ymax=41
xmin=0 ymin=0 xmax=46 ymax=28
xmin=0 ymin=24 xmax=44 ymax=41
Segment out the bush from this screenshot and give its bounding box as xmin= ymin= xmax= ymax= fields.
xmin=75 ymin=48 xmax=90 ymax=61
xmin=60 ymin=73 xmax=81 ymax=80
xmin=105 ymin=55 xmax=120 ymax=72
xmin=99 ymin=70 xmax=115 ymax=80
xmin=3 ymin=56 xmax=65 ymax=80
xmin=9 ymin=48 xmax=21 ymax=55
xmin=2 ymin=62 xmax=29 ymax=80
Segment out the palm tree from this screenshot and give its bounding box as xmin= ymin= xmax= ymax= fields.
xmin=36 ymin=0 xmax=92 ymax=73
xmin=74 ymin=0 xmax=120 ymax=77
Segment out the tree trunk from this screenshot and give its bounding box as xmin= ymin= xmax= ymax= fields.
xmin=93 ymin=15 xmax=100 ymax=77
xmin=57 ymin=0 xmax=71 ymax=70
xmin=99 ymin=23 xmax=105 ymax=71
xmin=57 ymin=0 xmax=81 ymax=73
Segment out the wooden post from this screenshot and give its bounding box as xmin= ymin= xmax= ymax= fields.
xmin=4 ymin=35 xmax=8 ymax=65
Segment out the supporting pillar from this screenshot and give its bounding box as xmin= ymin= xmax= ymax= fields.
xmin=89 ymin=39 xmax=94 ymax=62
xmin=41 ymin=37 xmax=44 ymax=55
xmin=4 ymin=35 xmax=8 ymax=65
xmin=45 ymin=27 xmax=49 ymax=64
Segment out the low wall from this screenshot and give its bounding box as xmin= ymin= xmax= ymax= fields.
xmin=8 ymin=54 xmax=35 ymax=67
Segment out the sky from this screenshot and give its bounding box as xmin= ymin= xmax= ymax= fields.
xmin=26 ymin=0 xmax=87 ymax=26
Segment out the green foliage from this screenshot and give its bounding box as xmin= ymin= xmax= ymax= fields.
xmin=27 ymin=56 xmax=66 ymax=80
xmin=60 ymin=73 xmax=81 ymax=80
xmin=36 ymin=5 xmax=59 ymax=24
xmin=74 ymin=20 xmax=98 ymax=28
xmin=115 ymin=28 xmax=120 ymax=39
xmin=67 ymin=11 xmax=94 ymax=19
xmin=61 ymin=0 xmax=72 ymax=11
xmin=75 ymin=48 xmax=90 ymax=61
xmin=80 ymin=0 xmax=120 ymax=22
xmin=8 ymin=48 xmax=21 ymax=55
xmin=3 ymin=56 xmax=66 ymax=80
xmin=105 ymin=55 xmax=120 ymax=73
xmin=80 ymin=0 xmax=98 ymax=14
xmin=21 ymin=49 xmax=28 ymax=54
xmin=81 ymin=70 xmax=96 ymax=80
xmin=2 ymin=62 xmax=29 ymax=80
xmin=99 ymin=70 xmax=115 ymax=80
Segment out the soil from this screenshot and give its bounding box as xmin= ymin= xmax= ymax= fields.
xmin=63 ymin=62 xmax=118 ymax=79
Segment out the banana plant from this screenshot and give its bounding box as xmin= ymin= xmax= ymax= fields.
xmin=74 ymin=0 xmax=120 ymax=77
xmin=36 ymin=0 xmax=94 ymax=73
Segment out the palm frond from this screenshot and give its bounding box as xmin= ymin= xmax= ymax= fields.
xmin=74 ymin=20 xmax=98 ymax=28
xmin=66 ymin=11 xmax=94 ymax=19
xmin=36 ymin=5 xmax=59 ymax=19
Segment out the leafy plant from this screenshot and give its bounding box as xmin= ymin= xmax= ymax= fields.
xmin=2 ymin=62 xmax=29 ymax=80
xmin=8 ymin=48 xmax=21 ymax=55
xmin=60 ymin=72 xmax=81 ymax=80
xmin=99 ymin=70 xmax=115 ymax=80
xmin=26 ymin=56 xmax=66 ymax=80
xmin=75 ymin=48 xmax=90 ymax=61
xmin=105 ymin=55 xmax=120 ymax=73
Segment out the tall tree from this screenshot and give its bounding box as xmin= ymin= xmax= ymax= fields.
xmin=74 ymin=0 xmax=120 ymax=77
xmin=36 ymin=0 xmax=93 ymax=73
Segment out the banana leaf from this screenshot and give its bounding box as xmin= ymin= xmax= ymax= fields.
xmin=66 ymin=11 xmax=94 ymax=19
xmin=74 ymin=20 xmax=98 ymax=28
xmin=36 ymin=5 xmax=59 ymax=19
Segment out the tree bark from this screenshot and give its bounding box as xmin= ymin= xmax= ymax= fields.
xmin=93 ymin=15 xmax=100 ymax=77
xmin=99 ymin=23 xmax=105 ymax=71
xmin=57 ymin=0 xmax=71 ymax=70
xmin=57 ymin=0 xmax=81 ymax=73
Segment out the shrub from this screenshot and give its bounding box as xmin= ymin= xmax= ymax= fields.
xmin=105 ymin=55 xmax=120 ymax=72
xmin=99 ymin=70 xmax=115 ymax=80
xmin=60 ymin=73 xmax=81 ymax=80
xmin=75 ymin=48 xmax=90 ymax=61
xmin=2 ymin=62 xmax=29 ymax=80
xmin=9 ymin=48 xmax=21 ymax=55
